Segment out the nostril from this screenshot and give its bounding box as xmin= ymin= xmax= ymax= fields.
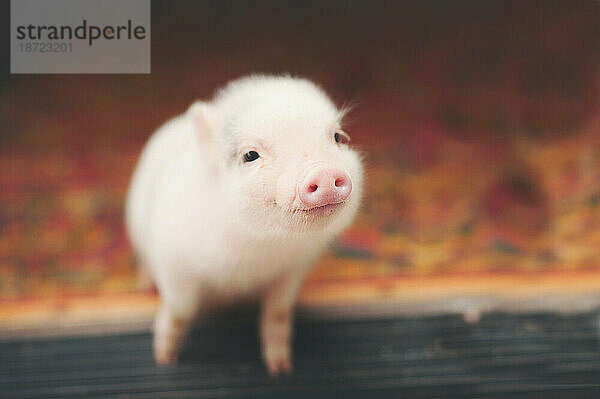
xmin=299 ymin=167 xmax=352 ymax=208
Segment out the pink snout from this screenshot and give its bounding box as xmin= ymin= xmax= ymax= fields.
xmin=299 ymin=167 xmax=352 ymax=209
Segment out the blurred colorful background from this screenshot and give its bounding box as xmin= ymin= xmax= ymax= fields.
xmin=1 ymin=0 xmax=600 ymax=325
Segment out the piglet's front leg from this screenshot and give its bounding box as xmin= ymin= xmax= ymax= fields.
xmin=154 ymin=305 xmax=193 ymax=365
xmin=260 ymin=267 xmax=309 ymax=375
xmin=152 ymin=273 xmax=202 ymax=366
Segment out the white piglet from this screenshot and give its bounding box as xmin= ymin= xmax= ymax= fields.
xmin=126 ymin=75 xmax=364 ymax=375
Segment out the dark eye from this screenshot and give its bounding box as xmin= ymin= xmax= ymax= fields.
xmin=243 ymin=150 xmax=260 ymax=162
xmin=334 ymin=131 xmax=350 ymax=145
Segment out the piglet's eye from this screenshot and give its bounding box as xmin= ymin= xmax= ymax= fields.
xmin=243 ymin=151 xmax=260 ymax=162
xmin=334 ymin=130 xmax=350 ymax=145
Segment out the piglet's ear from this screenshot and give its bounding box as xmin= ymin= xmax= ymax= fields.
xmin=187 ymin=101 xmax=221 ymax=175
xmin=188 ymin=101 xmax=217 ymax=142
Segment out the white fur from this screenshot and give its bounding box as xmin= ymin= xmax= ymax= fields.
xmin=125 ymin=75 xmax=364 ymax=374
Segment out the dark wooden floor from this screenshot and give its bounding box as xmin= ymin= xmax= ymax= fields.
xmin=2 ymin=311 xmax=600 ymax=398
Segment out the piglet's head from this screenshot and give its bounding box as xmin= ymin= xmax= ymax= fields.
xmin=189 ymin=76 xmax=364 ymax=236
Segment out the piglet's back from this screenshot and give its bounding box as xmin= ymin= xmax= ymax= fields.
xmin=125 ymin=113 xmax=201 ymax=259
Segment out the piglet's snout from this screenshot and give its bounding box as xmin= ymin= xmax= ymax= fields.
xmin=298 ymin=166 xmax=352 ymax=209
